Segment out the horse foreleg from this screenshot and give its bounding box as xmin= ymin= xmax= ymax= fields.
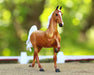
xmin=54 ymin=39 xmax=61 ymax=53
xmin=53 ymin=47 xmax=60 ymax=72
xmin=56 ymin=39 xmax=60 ymax=50
xmin=53 ymin=49 xmax=57 ymax=69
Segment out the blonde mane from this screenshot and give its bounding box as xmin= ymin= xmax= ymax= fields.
xmin=47 ymin=11 xmax=54 ymax=28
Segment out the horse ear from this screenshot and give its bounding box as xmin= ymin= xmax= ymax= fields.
xmin=56 ymin=6 xmax=59 ymax=10
xmin=60 ymin=6 xmax=62 ymax=10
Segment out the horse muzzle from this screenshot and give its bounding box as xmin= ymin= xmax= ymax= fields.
xmin=59 ymin=23 xmax=64 ymax=27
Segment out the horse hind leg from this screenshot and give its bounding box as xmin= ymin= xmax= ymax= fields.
xmin=30 ymin=46 xmax=44 ymax=71
xmin=35 ymin=47 xmax=44 ymax=71
xmin=29 ymin=51 xmax=36 ymax=67
xmin=29 ymin=47 xmax=42 ymax=68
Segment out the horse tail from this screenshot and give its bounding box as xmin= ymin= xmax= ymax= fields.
xmin=26 ymin=25 xmax=37 ymax=51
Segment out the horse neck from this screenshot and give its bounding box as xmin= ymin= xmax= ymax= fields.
xmin=47 ymin=17 xmax=57 ymax=33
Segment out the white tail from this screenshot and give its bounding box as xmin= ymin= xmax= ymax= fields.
xmin=26 ymin=25 xmax=37 ymax=51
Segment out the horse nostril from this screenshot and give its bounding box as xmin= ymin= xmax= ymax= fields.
xmin=59 ymin=23 xmax=63 ymax=27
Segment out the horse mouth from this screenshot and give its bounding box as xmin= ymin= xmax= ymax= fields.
xmin=59 ymin=23 xmax=63 ymax=27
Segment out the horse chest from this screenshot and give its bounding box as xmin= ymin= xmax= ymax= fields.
xmin=36 ymin=31 xmax=60 ymax=47
xmin=36 ymin=36 xmax=55 ymax=47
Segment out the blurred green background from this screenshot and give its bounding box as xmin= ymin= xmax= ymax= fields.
xmin=0 ymin=0 xmax=94 ymax=56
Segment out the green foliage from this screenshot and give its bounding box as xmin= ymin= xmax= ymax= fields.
xmin=0 ymin=0 xmax=94 ymax=56
xmin=39 ymin=0 xmax=94 ymax=55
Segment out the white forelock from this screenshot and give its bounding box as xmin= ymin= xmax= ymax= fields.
xmin=59 ymin=11 xmax=64 ymax=25
xmin=47 ymin=10 xmax=64 ymax=28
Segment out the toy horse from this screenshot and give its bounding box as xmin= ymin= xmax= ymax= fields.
xmin=26 ymin=6 xmax=64 ymax=72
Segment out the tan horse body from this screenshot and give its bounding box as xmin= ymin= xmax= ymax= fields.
xmin=30 ymin=20 xmax=61 ymax=48
xmin=26 ymin=6 xmax=64 ymax=72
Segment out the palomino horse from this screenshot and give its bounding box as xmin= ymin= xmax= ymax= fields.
xmin=26 ymin=6 xmax=64 ymax=72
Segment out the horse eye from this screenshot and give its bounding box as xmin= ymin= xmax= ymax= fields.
xmin=56 ymin=14 xmax=58 ymax=16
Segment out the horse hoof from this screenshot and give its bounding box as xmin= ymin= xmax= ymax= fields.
xmin=55 ymin=48 xmax=58 ymax=53
xmin=39 ymin=68 xmax=45 ymax=72
xmin=55 ymin=68 xmax=60 ymax=72
xmin=29 ymin=65 xmax=32 ymax=67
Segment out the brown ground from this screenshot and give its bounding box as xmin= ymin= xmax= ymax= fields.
xmin=0 ymin=62 xmax=94 ymax=75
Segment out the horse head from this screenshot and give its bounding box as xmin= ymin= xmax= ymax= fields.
xmin=53 ymin=6 xmax=64 ymax=27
